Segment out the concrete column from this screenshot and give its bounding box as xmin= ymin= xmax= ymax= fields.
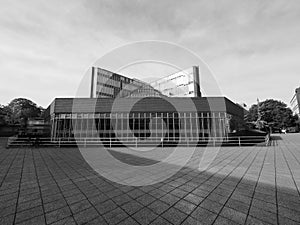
xmin=193 ymin=66 xmax=201 ymax=97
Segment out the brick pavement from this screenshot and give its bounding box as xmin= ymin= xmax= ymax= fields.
xmin=0 ymin=134 xmax=300 ymax=225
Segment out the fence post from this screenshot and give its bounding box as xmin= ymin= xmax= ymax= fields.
xmin=265 ymin=135 xmax=270 ymax=146
xmin=110 ymin=138 xmax=112 ymax=148
xmin=6 ymin=137 xmax=10 ymax=148
xmin=84 ymin=138 xmax=86 ymax=148
xmin=135 ymin=138 xmax=138 ymax=148
xmin=238 ymin=137 xmax=241 ymax=147
xmin=58 ymin=138 xmax=61 ymax=148
xmin=213 ymin=138 xmax=215 ymax=147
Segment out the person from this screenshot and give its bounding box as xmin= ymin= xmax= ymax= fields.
xmin=282 ymin=128 xmax=286 ymax=134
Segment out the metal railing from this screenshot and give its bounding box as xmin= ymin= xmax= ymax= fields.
xmin=6 ymin=135 xmax=269 ymax=148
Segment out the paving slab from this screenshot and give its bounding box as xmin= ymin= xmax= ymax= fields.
xmin=0 ymin=134 xmax=300 ymax=224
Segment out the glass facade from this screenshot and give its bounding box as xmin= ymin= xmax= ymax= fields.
xmin=150 ymin=66 xmax=201 ymax=97
xmin=290 ymin=87 xmax=300 ymax=116
xmin=93 ymin=67 xmax=150 ymax=98
xmin=91 ymin=66 xmax=201 ymax=98
xmin=50 ymin=112 xmax=230 ymax=142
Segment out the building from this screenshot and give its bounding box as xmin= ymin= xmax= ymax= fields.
xmin=90 ymin=66 xmax=201 ymax=98
xmin=90 ymin=67 xmax=150 ymax=98
xmin=45 ymin=66 xmax=246 ymax=145
xmin=291 ymin=87 xmax=300 ymax=116
xmin=45 ymin=97 xmax=245 ymax=143
xmin=150 ymin=66 xmax=201 ymax=97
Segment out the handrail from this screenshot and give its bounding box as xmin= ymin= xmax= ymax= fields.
xmin=6 ymin=135 xmax=269 ymax=148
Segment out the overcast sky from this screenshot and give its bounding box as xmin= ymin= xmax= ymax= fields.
xmin=1 ymin=0 xmax=299 ymax=108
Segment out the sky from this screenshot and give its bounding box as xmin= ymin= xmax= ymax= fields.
xmin=0 ymin=0 xmax=300 ymax=108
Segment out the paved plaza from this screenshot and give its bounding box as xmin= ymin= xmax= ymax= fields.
xmin=0 ymin=134 xmax=300 ymax=225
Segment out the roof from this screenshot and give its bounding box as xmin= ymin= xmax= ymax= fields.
xmin=45 ymin=97 xmax=245 ymax=118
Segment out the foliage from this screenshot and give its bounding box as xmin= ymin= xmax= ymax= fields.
xmin=0 ymin=104 xmax=11 ymax=125
xmin=246 ymin=99 xmax=297 ymax=129
xmin=0 ymin=98 xmax=44 ymax=125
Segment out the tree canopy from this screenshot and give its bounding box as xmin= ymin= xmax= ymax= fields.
xmin=246 ymin=99 xmax=297 ymax=129
xmin=0 ymin=98 xmax=44 ymax=125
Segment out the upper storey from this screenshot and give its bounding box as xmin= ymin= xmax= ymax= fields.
xmin=90 ymin=66 xmax=201 ymax=98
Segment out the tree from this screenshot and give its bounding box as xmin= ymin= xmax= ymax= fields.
xmin=6 ymin=98 xmax=43 ymax=125
xmin=246 ymin=99 xmax=297 ymax=129
xmin=0 ymin=104 xmax=11 ymax=125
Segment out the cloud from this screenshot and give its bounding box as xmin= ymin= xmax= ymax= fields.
xmin=0 ymin=0 xmax=299 ymax=107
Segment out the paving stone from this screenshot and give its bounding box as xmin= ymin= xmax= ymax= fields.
xmin=278 ymin=206 xmax=300 ymax=222
xmin=102 ymin=207 xmax=128 ymax=225
xmin=161 ymin=207 xmax=188 ymax=224
xmin=173 ymin=199 xmax=197 ymax=215
xmin=135 ymin=193 xmax=156 ymax=206
xmin=70 ymin=199 xmax=92 ymax=214
xmin=16 ymin=215 xmax=45 ymax=225
xmin=147 ymin=200 xmax=170 ymax=215
xmin=277 ymin=197 xmax=300 ymax=211
xmin=159 ymin=184 xmax=177 ymax=193
xmin=121 ymin=200 xmax=144 ymax=215
xmin=148 ymin=188 xmax=167 ymax=198
xmin=206 ymin=193 xmax=229 ymax=204
xmin=199 ymin=199 xmax=223 ymax=214
xmin=127 ymin=189 xmax=145 ymax=199
xmin=117 ymin=217 xmax=139 ymax=225
xmin=253 ymin=192 xmax=276 ymax=205
xmin=0 ymin=196 xmax=17 ymax=209
xmin=151 ymin=216 xmax=173 ymax=225
xmin=169 ymin=188 xmax=189 ymax=198
xmin=184 ymin=193 xmax=204 ymax=205
xmin=83 ymin=215 xmax=108 ymax=225
xmin=225 ymin=198 xmax=250 ymax=214
xmin=278 ymin=216 xmax=300 ymax=225
xmin=45 ymin=206 xmax=72 ymax=224
xmin=249 ymin=206 xmax=277 ymax=225
xmin=214 ymin=216 xmax=240 ymax=225
xmin=73 ymin=206 xmax=99 ymax=224
xmin=246 ymin=215 xmax=272 ymax=225
xmin=252 ymin=198 xmax=277 ymax=214
xmin=42 ymin=192 xmax=64 ymax=203
xmin=132 ymin=207 xmax=158 ymax=224
xmin=44 ymin=198 xmax=67 ymax=213
xmin=111 ymin=193 xmax=132 ymax=206
xmin=178 ymin=184 xmax=196 ymax=193
xmin=51 ymin=216 xmax=76 ymax=225
xmin=160 ymin=193 xmax=180 ymax=206
xmin=65 ymin=193 xmax=86 ymax=205
xmin=0 ymin=188 xmax=18 ymax=196
xmin=88 ymin=193 xmax=109 ymax=205
xmin=191 ymin=188 xmax=210 ymax=197
xmin=0 ymin=205 xmax=16 ymax=217
xmin=18 ymin=192 xmax=40 ymax=204
xmin=231 ymin=192 xmax=252 ymax=205
xmin=95 ymin=199 xmax=118 ymax=215
xmin=17 ymin=198 xmax=42 ymax=212
xmin=15 ymin=205 xmax=43 ymax=224
xmin=0 ymin=192 xmax=18 ymax=203
xmin=220 ymin=206 xmax=247 ymax=224
xmin=105 ymin=189 xmax=123 ymax=198
xmin=62 ymin=188 xmax=82 ymax=198
xmin=0 ymin=214 xmax=14 ymax=225
xmin=19 ymin=187 xmax=39 ymax=196
xmin=191 ymin=206 xmax=218 ymax=224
